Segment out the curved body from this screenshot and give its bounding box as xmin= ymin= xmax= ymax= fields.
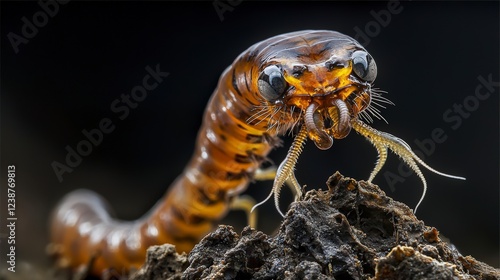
xmin=50 ymin=30 xmax=463 ymax=276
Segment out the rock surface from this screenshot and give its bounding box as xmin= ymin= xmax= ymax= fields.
xmin=132 ymin=172 xmax=499 ymax=280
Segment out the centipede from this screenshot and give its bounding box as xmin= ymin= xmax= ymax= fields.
xmin=49 ymin=30 xmax=465 ymax=277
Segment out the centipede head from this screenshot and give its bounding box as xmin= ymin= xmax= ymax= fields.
xmin=247 ymin=31 xmax=464 ymax=216
xmin=251 ymin=31 xmax=392 ymax=149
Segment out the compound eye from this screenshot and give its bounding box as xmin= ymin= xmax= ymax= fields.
xmin=258 ymin=65 xmax=287 ymax=101
xmin=352 ymin=50 xmax=377 ymax=83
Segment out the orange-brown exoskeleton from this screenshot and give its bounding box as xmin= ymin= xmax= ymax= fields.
xmin=49 ymin=30 xmax=464 ymax=277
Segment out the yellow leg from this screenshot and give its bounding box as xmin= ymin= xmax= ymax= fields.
xmin=351 ymin=118 xmax=465 ymax=212
xmin=253 ymin=166 xmax=277 ymax=181
xmin=254 ymin=166 xmax=302 ymax=201
xmin=231 ymin=161 xmax=306 ymax=227
xmin=252 ymin=125 xmax=308 ymax=217
xmin=229 ymin=195 xmax=257 ymax=228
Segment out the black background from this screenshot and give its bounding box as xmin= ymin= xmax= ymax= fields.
xmin=1 ymin=1 xmax=499 ymax=275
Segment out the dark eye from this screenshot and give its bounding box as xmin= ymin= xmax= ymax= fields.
xmin=351 ymin=50 xmax=377 ymax=82
xmin=258 ymin=65 xmax=287 ymax=101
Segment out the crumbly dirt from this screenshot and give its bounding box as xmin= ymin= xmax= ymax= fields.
xmin=130 ymin=245 xmax=188 ymax=280
xmin=131 ymin=172 xmax=500 ymax=280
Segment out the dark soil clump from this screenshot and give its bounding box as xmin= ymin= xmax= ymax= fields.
xmin=132 ymin=172 xmax=499 ymax=280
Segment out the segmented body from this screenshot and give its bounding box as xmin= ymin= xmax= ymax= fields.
xmin=50 ymin=30 xmax=464 ymax=277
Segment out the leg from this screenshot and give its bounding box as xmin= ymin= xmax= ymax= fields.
xmin=229 ymin=195 xmax=257 ymax=228
xmin=352 ymin=118 xmax=465 ymax=212
xmin=254 ymin=166 xmax=302 ymax=201
xmin=252 ymin=125 xmax=308 ymax=217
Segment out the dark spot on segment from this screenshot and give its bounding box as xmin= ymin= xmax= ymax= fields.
xmin=296 ymin=52 xmax=315 ymax=60
xmin=237 ymin=123 xmax=247 ymax=131
xmin=325 ymin=60 xmax=346 ymax=71
xmin=192 ymin=184 xmax=221 ymax=206
xmin=292 ymin=65 xmax=307 ymax=78
xmin=246 ymin=133 xmax=263 ymax=143
xmin=220 ymin=134 xmax=227 ymax=141
xmin=235 ymin=151 xmax=265 ymax=166
xmin=189 ymin=168 xmax=229 ymax=204
xmin=235 ymin=154 xmax=252 ymax=164
xmin=245 ymin=73 xmax=251 ymax=92
xmin=316 ymin=44 xmax=331 ymax=56
xmin=246 ymin=150 xmax=265 ymax=164
xmin=225 ymin=171 xmax=245 ymax=181
xmin=232 ymin=68 xmax=243 ymax=97
xmin=246 ymin=51 xmax=257 ymax=62
xmin=171 ymin=205 xmax=207 ymax=225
